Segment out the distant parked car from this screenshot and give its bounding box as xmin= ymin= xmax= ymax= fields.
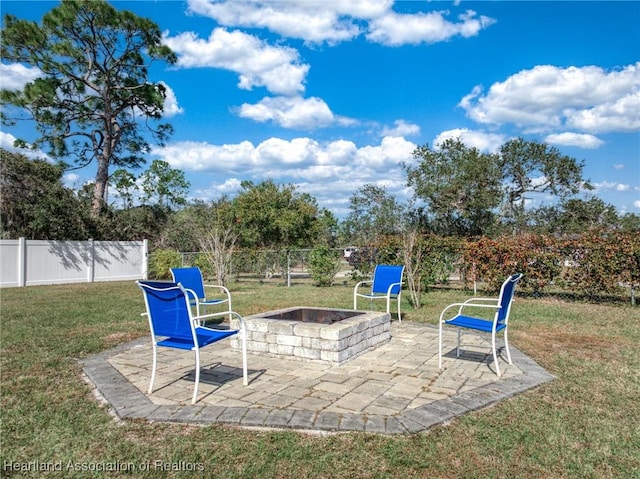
xmin=343 ymin=246 xmax=358 ymax=259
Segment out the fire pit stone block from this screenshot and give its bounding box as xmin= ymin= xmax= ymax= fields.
xmin=231 ymin=307 xmax=391 ymax=365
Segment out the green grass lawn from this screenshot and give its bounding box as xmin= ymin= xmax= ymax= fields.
xmin=1 ymin=280 xmax=639 ymax=478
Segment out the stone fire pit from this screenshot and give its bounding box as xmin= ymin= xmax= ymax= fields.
xmin=231 ymin=306 xmax=390 ymax=365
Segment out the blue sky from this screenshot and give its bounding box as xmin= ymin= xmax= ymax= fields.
xmin=1 ymin=0 xmax=639 ymax=218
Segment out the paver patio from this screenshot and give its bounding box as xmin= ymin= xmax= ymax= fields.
xmin=82 ymin=322 xmax=553 ymax=434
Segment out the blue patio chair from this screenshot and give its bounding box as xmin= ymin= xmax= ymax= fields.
xmin=170 ymin=267 xmax=232 ymax=319
xmin=438 ymin=273 xmax=523 ymax=377
xmin=137 ymin=280 xmax=248 ymax=404
xmin=353 ymin=264 xmax=405 ymax=321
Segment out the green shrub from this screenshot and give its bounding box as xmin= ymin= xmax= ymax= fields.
xmin=192 ymin=253 xmax=214 ymax=279
xmin=148 ymin=248 xmax=181 ymax=279
xmin=308 ymin=245 xmax=340 ymax=287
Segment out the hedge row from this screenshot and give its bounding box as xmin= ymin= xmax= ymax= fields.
xmin=150 ymin=231 xmax=639 ymax=304
xmin=366 ymin=231 xmax=639 ymax=303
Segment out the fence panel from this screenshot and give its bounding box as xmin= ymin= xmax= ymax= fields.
xmin=0 ymin=239 xmax=21 ymax=287
xmin=93 ymin=241 xmax=147 ymax=282
xmin=0 ymin=239 xmax=147 ymax=287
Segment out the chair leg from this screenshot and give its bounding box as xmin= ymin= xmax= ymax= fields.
xmin=192 ymin=349 xmax=200 ymax=405
xmin=148 ymin=344 xmax=158 ymax=394
xmin=503 ymin=328 xmax=513 ymax=365
xmin=438 ymin=321 xmax=443 ymax=370
xmin=456 ymin=328 xmax=461 ymax=358
xmin=241 ymin=328 xmax=248 ymax=386
xmin=491 ymin=329 xmax=501 ymax=377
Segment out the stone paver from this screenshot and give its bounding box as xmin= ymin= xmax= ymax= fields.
xmin=82 ymin=322 xmax=553 ymax=434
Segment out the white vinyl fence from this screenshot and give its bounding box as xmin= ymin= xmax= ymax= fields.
xmin=0 ymin=238 xmax=148 ymax=287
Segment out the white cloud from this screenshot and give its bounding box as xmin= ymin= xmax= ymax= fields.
xmin=614 ymin=164 xmax=625 ymax=170
xmin=566 ymin=91 xmax=640 ymax=133
xmin=151 ymin=135 xmax=416 ymax=213
xmin=544 ymin=132 xmax=604 ymax=149
xmin=381 ymin=119 xmax=420 ymax=137
xmin=162 ymin=28 xmax=309 ymax=95
xmin=159 ymin=82 xmax=184 ymax=117
xmin=0 ymin=63 xmax=42 ymax=90
xmin=187 ymin=0 xmax=372 ymax=45
xmin=236 ymin=96 xmax=356 ymax=129
xmin=186 ymin=0 xmax=493 ymax=47
xmin=460 ymin=63 xmax=640 ymax=134
xmin=256 ymin=137 xmax=320 ymax=165
xmin=634 ymin=200 xmax=640 ymax=209
xmin=193 ymin=177 xmax=243 ymax=199
xmin=434 ymin=128 xmax=506 ymax=153
xmin=0 ymin=131 xmax=18 ymax=150
xmin=0 ymin=131 xmax=51 ymax=161
xmin=593 ymin=180 xmax=631 ymax=192
xmin=367 ymin=9 xmax=495 ymax=46
xmin=62 ymin=173 xmax=82 ymax=190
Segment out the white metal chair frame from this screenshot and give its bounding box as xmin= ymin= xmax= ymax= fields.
xmin=138 ymin=281 xmax=248 ymax=405
xmin=438 ymin=273 xmax=523 ymax=377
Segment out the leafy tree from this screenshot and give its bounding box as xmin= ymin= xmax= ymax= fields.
xmin=110 ymin=169 xmax=137 ymax=209
xmin=406 ymin=137 xmax=592 ymax=236
xmin=619 ymin=212 xmax=640 ymax=233
xmin=154 ymin=204 xmax=202 ymax=251
xmin=498 ymin=138 xmax=592 ymax=232
xmin=0 ymin=148 xmax=93 ymax=239
xmin=405 ymin=138 xmax=502 ymax=236
xmin=340 ymin=184 xmax=406 ymax=245
xmin=190 ymin=198 xmax=239 ymax=285
xmin=233 ymin=180 xmax=320 ymax=249
xmin=530 ymin=196 xmax=620 ymax=234
xmin=316 ymin=208 xmax=339 ymax=247
xmin=96 ymin=205 xmax=171 ymax=242
xmin=139 ymin=160 xmax=189 ymax=209
xmin=1 ymin=0 xmax=176 ymax=217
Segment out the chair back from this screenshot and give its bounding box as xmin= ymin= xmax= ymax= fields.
xmin=371 ymin=265 xmax=405 ymax=295
xmin=171 ymin=267 xmax=206 ymax=299
xmin=496 ymin=273 xmax=523 ymax=324
xmin=138 ymin=281 xmax=195 ymax=342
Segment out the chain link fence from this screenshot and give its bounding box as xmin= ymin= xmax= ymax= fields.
xmin=149 ymin=244 xmax=637 ymax=306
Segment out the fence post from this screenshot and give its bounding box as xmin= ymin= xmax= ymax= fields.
xmin=287 ymin=250 xmax=291 ymax=287
xmin=18 ymin=237 xmax=26 ymax=287
xmin=142 ymin=239 xmax=148 ymax=280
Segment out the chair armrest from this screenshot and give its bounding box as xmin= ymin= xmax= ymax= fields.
xmin=439 ymin=301 xmax=502 ymax=322
xmin=354 ymin=280 xmax=373 ymax=292
xmin=462 ymin=297 xmax=499 ymax=305
xmin=385 ymin=281 xmax=404 ymax=295
xmin=197 ymin=310 xmax=246 ymax=332
xmin=204 ymin=283 xmax=231 ymax=293
xmin=204 ymin=283 xmax=231 ymax=297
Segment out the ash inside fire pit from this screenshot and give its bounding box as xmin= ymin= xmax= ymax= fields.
xmin=263 ymin=307 xmax=361 ymax=324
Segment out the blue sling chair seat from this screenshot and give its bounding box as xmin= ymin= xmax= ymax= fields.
xmin=438 ymin=273 xmax=523 ymax=377
xmin=137 ymin=280 xmax=248 ymax=404
xmin=353 ymin=264 xmax=405 ymax=322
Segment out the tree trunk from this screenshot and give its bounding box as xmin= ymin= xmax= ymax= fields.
xmin=92 ymin=155 xmax=110 ymax=217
